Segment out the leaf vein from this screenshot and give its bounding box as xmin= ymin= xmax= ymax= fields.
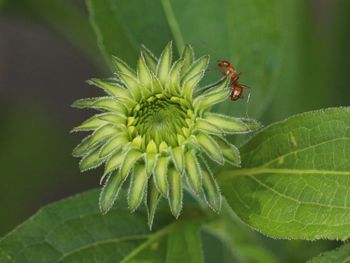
xmin=259 ymin=137 xmax=349 ymax=168
xmin=249 ymin=176 xmax=350 ymax=210
xmin=56 ymin=235 xmax=149 ymax=262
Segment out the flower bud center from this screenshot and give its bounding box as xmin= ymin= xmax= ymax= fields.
xmin=132 ymin=95 xmax=189 ymax=146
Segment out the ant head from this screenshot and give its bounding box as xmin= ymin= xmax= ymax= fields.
xmin=217 ymin=60 xmax=231 ymax=68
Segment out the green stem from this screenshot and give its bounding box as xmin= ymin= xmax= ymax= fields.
xmin=161 ymin=0 xmax=185 ymax=54
xmin=120 ymin=212 xmax=205 ymax=262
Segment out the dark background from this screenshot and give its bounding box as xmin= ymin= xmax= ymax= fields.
xmin=0 ymin=0 xmax=101 ymax=236
xmin=0 ymin=0 xmax=349 ymax=261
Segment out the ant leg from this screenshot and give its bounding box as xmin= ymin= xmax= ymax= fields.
xmin=243 ymin=85 xmax=252 ymax=118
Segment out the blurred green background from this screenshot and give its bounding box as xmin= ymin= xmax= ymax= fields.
xmin=0 ymin=0 xmax=349 ymax=261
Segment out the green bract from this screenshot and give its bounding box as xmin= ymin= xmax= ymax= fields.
xmin=72 ymin=42 xmax=260 ymax=228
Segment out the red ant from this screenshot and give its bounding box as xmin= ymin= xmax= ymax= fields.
xmin=216 ymin=60 xmax=250 ymax=101
xmin=215 ymin=60 xmax=252 ymax=116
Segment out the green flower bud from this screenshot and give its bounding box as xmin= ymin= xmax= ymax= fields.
xmin=72 ymin=41 xmax=261 ymax=228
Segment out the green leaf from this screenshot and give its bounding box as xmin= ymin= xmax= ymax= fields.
xmin=72 ymin=115 xmax=107 ymax=132
xmin=181 ymin=55 xmax=209 ymax=84
xmin=0 ymin=190 xmax=206 ymax=262
xmin=157 ymin=41 xmax=173 ymax=85
xmin=87 ymin=78 xmax=132 ymax=100
xmin=204 ymin=201 xmax=278 ymax=263
xmin=167 ymin=58 xmax=183 ymax=94
xmin=71 ymin=97 xmax=99 ymax=109
xmin=137 ymin=54 xmax=153 ymax=88
xmin=193 ymin=78 xmax=230 ymax=112
xmin=168 ymin=167 xmax=183 ymax=218
xmin=154 ymin=157 xmax=170 ymax=197
xmin=99 ymin=170 xmax=125 ymax=214
xmin=128 ymin=163 xmax=148 ymax=212
xmin=72 ymin=97 xmax=128 ymax=115
xmin=179 ymin=44 xmax=194 ymax=75
xmin=184 ymin=150 xmax=202 ymax=195
xmin=119 ymin=148 xmax=143 ymax=180
xmin=167 ymin=0 xmax=284 ymax=117
xmin=141 ymin=45 xmax=158 ymax=73
xmin=145 ymin=153 xmax=158 ymax=176
xmin=204 ymin=113 xmax=261 ymax=134
xmin=104 ymin=149 xmax=124 ymax=175
xmin=214 ymin=136 xmax=241 ymax=167
xmin=165 ymin=222 xmax=203 ymax=263
xmin=88 ymin=124 xmax=119 ymax=146
xmin=201 ymin=162 xmax=221 ymax=212
xmin=182 ymin=71 xmax=205 ymax=102
xmin=98 ymin=112 xmax=126 ymax=123
xmin=218 ymin=107 xmax=350 ymax=240
xmin=170 ymin=146 xmax=184 ymax=173
xmin=196 ymin=132 xmax=224 ymax=164
xmin=112 ymin=57 xmax=142 ymax=101
xmin=86 ymin=0 xmax=138 ymax=65
xmin=194 ymin=118 xmax=223 ymax=135
xmin=72 ymin=135 xmax=94 ymax=157
xmin=99 ymin=133 xmax=128 ymax=158
xmin=92 ymin=97 xmax=128 ymax=114
xmin=87 ymin=0 xmax=173 ymax=66
xmin=308 ymin=244 xmax=350 ymax=263
xmin=145 ymin=180 xmax=162 ymax=229
xmin=79 ymin=144 xmax=105 ymax=172
xmin=72 ymin=112 xmax=126 ymax=133
xmin=111 ymin=55 xmax=136 ymax=77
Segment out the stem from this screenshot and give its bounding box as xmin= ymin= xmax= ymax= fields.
xmin=120 ymin=211 xmax=206 ymax=262
xmin=161 ymin=0 xmax=185 ymax=54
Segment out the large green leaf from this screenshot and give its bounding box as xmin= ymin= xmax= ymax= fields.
xmin=0 ymin=190 xmax=206 ymax=262
xmin=218 ymin=107 xmax=350 ymax=240
xmin=308 ymin=244 xmax=350 ymax=263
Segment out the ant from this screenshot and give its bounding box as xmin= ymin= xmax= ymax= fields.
xmin=215 ymin=60 xmax=252 ymax=116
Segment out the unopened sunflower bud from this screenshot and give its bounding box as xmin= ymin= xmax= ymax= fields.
xmin=72 ymin=41 xmax=261 ymax=228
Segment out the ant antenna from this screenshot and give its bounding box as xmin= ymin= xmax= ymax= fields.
xmin=197 ymin=40 xmax=221 ymax=73
xmin=198 ymin=40 xmax=218 ymax=56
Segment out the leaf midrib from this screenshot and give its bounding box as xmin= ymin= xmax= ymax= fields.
xmin=120 ymin=217 xmax=205 ymax=263
xmin=56 ymin=235 xmax=149 ymax=262
xmin=220 ymin=168 xmax=350 ymax=178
